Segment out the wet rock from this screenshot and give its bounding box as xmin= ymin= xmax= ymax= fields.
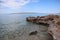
xmin=29 ymin=31 xmax=38 ymax=36
xmin=26 ymin=17 xmax=37 ymax=23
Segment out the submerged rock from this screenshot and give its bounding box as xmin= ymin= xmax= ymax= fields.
xmin=26 ymin=14 xmax=60 ymax=40
xmin=29 ymin=31 xmax=38 ymax=36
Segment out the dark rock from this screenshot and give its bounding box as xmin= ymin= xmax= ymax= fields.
xmin=29 ymin=31 xmax=38 ymax=36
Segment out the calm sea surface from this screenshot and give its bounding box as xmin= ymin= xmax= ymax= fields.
xmin=0 ymin=13 xmax=52 ymax=40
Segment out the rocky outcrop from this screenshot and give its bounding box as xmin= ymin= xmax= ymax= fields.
xmin=26 ymin=14 xmax=60 ymax=40
xmin=48 ymin=18 xmax=60 ymax=40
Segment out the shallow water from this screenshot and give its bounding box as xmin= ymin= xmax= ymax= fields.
xmin=0 ymin=13 xmax=52 ymax=40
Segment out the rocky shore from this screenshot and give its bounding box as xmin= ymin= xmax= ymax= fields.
xmin=26 ymin=14 xmax=60 ymax=40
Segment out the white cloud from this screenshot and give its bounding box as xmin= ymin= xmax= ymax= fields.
xmin=0 ymin=0 xmax=39 ymax=9
xmin=0 ymin=0 xmax=30 ymax=9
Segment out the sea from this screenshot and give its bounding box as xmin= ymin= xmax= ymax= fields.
xmin=0 ymin=13 xmax=53 ymax=40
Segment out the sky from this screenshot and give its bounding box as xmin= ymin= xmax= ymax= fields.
xmin=0 ymin=0 xmax=60 ymax=14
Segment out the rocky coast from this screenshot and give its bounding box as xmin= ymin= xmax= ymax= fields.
xmin=26 ymin=14 xmax=60 ymax=40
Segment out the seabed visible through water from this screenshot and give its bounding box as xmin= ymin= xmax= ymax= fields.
xmin=0 ymin=14 xmax=53 ymax=40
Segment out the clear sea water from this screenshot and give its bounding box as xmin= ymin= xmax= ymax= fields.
xmin=0 ymin=13 xmax=52 ymax=40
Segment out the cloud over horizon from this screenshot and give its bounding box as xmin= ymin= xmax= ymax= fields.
xmin=0 ymin=0 xmax=39 ymax=9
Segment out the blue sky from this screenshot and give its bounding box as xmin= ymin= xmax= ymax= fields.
xmin=0 ymin=0 xmax=60 ymax=14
